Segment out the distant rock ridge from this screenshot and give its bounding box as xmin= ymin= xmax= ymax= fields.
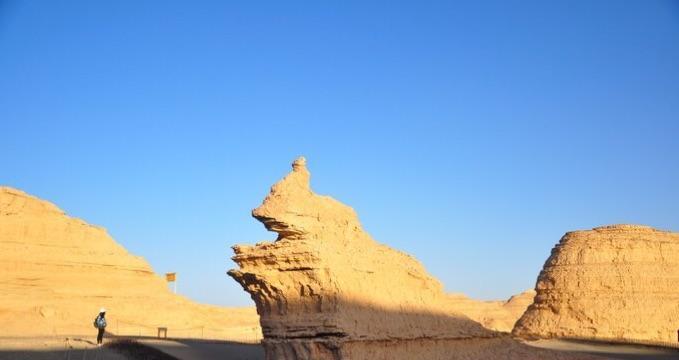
xmin=447 ymin=290 xmax=536 ymax=333
xmin=0 ymin=186 xmax=260 ymax=340
xmin=513 ymin=224 xmax=679 ymax=344
xmin=228 ymin=158 xmax=593 ymax=360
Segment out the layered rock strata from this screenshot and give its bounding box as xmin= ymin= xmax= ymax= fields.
xmin=0 ymin=187 xmax=260 ymax=340
xmin=513 ymin=224 xmax=679 ymax=344
xmin=228 ymin=158 xmax=593 ymax=359
xmin=448 ymin=290 xmax=535 ymax=332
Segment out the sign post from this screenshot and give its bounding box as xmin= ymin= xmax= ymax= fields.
xmin=165 ymin=272 xmax=177 ymax=294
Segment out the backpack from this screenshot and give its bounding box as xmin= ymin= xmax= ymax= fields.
xmin=94 ymin=316 xmax=107 ymax=329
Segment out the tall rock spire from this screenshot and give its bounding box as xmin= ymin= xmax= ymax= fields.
xmin=228 ymin=158 xmax=495 ymax=359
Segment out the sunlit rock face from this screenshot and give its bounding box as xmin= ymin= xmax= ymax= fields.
xmin=228 ymin=158 xmax=595 ymax=360
xmin=0 ymin=187 xmax=260 ymax=340
xmin=228 ymin=158 xmax=492 ymax=355
xmin=513 ymin=225 xmax=679 ymax=344
xmin=447 ymin=290 xmax=536 ymax=333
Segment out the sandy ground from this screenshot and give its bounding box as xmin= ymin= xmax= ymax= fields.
xmin=525 ymin=339 xmax=679 ymax=360
xmin=0 ymin=338 xmax=264 ymax=360
xmin=0 ymin=337 xmax=127 ymax=360
xmin=4 ymin=336 xmax=679 ymax=360
xmin=0 ymin=337 xmax=263 ymax=360
xmin=138 ymin=339 xmax=263 ymax=360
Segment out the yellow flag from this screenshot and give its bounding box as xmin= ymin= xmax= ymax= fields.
xmin=165 ymin=272 xmax=176 ymax=282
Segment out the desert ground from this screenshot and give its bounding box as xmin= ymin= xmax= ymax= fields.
xmin=2 ymin=337 xmax=678 ymax=360
xmin=2 ymin=158 xmax=679 ymax=360
xmin=2 ymin=0 xmax=677 ymax=358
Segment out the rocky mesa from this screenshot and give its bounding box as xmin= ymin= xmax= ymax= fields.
xmin=513 ymin=224 xmax=679 ymax=344
xmin=0 ymin=186 xmax=260 ymax=340
xmin=227 ymin=157 xmax=596 ymax=360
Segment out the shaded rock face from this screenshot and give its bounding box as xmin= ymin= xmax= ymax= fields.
xmin=229 ymin=158 xmax=576 ymax=360
xmin=0 ymin=187 xmax=260 ymax=340
xmin=447 ymin=290 xmax=536 ymax=333
xmin=513 ymin=225 xmax=679 ymax=344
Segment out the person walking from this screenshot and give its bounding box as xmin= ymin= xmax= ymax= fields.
xmin=93 ymin=308 xmax=107 ymax=346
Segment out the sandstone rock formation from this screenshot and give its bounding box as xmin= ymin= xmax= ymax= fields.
xmin=448 ymin=290 xmax=535 ymax=332
xmin=227 ymin=157 xmax=596 ymax=360
xmin=513 ymin=224 xmax=679 ymax=344
xmin=0 ymin=187 xmax=260 ymax=341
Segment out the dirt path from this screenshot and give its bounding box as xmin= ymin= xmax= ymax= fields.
xmin=136 ymin=339 xmax=264 ymax=360
xmin=525 ymin=339 xmax=679 ymax=360
xmin=6 ymin=337 xmax=676 ymax=360
xmin=0 ymin=338 xmax=127 ymax=360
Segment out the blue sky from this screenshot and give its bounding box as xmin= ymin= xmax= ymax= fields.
xmin=1 ymin=1 xmax=678 ymax=306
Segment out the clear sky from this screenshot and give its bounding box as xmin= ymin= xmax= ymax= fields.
xmin=1 ymin=1 xmax=678 ymax=307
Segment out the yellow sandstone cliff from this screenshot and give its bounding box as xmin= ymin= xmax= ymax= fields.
xmin=513 ymin=224 xmax=679 ymax=344
xmin=0 ymin=187 xmax=260 ymax=341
